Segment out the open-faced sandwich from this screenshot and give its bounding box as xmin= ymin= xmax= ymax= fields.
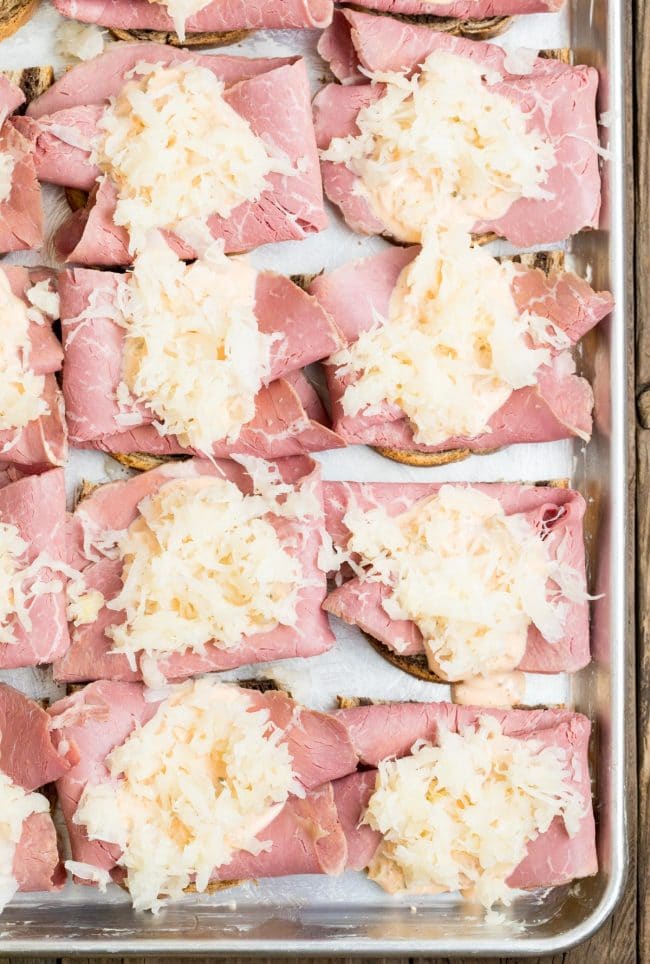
xmin=321 ymin=480 xmax=589 ymax=695
xmin=59 ymin=233 xmax=344 ymax=460
xmin=0 ymin=683 xmax=70 ymax=911
xmin=57 ymin=456 xmax=336 ymax=684
xmin=0 ymin=266 xmax=66 ymax=471
xmin=49 ymin=678 xmax=361 ymax=908
xmin=333 ymin=700 xmax=596 ymax=914
xmin=314 ymin=12 xmax=602 ymax=247
xmin=0 ymin=74 xmax=43 ymax=253
xmin=309 ymin=230 xmax=612 ymax=463
xmin=20 ymin=43 xmax=327 ymax=262
xmin=51 ymin=0 xmax=334 ymax=45
xmin=0 ymin=469 xmax=71 ymax=668
xmin=50 ymin=681 xmax=596 ymax=918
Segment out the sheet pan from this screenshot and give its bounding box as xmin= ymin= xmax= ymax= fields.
xmin=0 ymin=0 xmax=630 ymax=953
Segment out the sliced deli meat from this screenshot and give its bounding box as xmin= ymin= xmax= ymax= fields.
xmin=52 ymin=0 xmax=334 ymax=39
xmin=59 ymin=238 xmax=344 ymax=459
xmin=333 ymin=702 xmax=596 ymax=910
xmin=0 ymin=683 xmax=70 ymax=908
xmin=26 ymin=45 xmax=327 ymax=262
xmin=0 ymin=266 xmax=66 ymax=471
xmin=49 ymin=678 xmax=359 ymax=909
xmin=0 ymin=76 xmax=43 ymax=254
xmin=0 ymin=469 xmax=70 ymax=669
xmin=57 ymin=456 xmax=336 ymax=684
xmin=322 ymin=481 xmax=589 ymax=683
xmin=310 ymin=232 xmax=613 ymax=456
xmin=314 ymin=12 xmax=601 ymax=247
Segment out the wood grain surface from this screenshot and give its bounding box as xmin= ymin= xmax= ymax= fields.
xmin=0 ymin=1 xmax=641 ymax=962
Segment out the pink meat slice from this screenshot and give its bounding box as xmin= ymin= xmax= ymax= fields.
xmin=0 ymin=77 xmax=25 ymax=117
xmin=55 ymin=457 xmax=336 ymax=683
xmin=52 ymin=0 xmax=334 ymax=30
xmin=332 ymin=769 xmax=379 ymax=871
xmin=0 ymin=682 xmax=70 ymax=790
xmin=14 ymin=812 xmax=66 ymax=892
xmin=0 ymin=469 xmax=70 ymax=668
xmin=333 ymin=702 xmax=596 ymax=889
xmin=314 ymin=11 xmax=601 ymax=246
xmin=0 ymin=117 xmax=43 ymax=254
xmin=321 ymin=481 xmax=589 ymax=673
xmin=49 ymin=680 xmax=359 ymax=880
xmin=58 ymin=264 xmax=342 ymax=458
xmin=26 ymin=49 xmax=327 ymax=260
xmin=309 ymin=244 xmax=612 ymax=453
xmin=0 ymin=267 xmax=67 ymax=471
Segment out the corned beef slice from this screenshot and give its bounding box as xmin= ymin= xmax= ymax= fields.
xmin=26 ymin=46 xmax=327 ymax=261
xmin=333 ymin=701 xmax=597 ymax=889
xmin=309 ymin=246 xmax=612 ymax=453
xmin=52 ymin=0 xmax=334 ymax=30
xmin=0 ymin=469 xmax=70 ymax=668
xmin=58 ymin=266 xmax=344 ymax=458
xmin=321 ymin=480 xmax=589 ymax=673
xmin=48 ymin=680 xmax=358 ymax=881
xmin=55 ymin=457 xmax=336 ymax=683
xmin=0 ymin=77 xmax=43 ymax=254
xmin=0 ymin=683 xmax=70 ymax=893
xmin=0 ymin=267 xmax=66 ymax=471
xmin=314 ymin=12 xmax=601 ymax=246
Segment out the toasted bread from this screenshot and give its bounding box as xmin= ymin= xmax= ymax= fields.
xmin=354 ymin=7 xmax=512 ymax=41
xmin=358 ymin=479 xmax=571 ymax=682
xmin=111 ymin=452 xmax=189 ymax=472
xmin=65 ymin=187 xmax=88 ymax=212
xmin=109 ymin=26 xmax=249 ymax=48
xmin=0 ymin=0 xmax=38 ymax=41
xmin=373 ymin=248 xmax=566 ymax=467
xmin=1 ymin=64 xmax=53 ymax=107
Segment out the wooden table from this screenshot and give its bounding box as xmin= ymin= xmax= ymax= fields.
xmin=4 ymin=1 xmax=644 ymax=961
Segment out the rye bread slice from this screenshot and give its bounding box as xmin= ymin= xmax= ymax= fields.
xmin=109 ymin=26 xmax=249 ymax=48
xmin=354 ymin=478 xmax=569 ymax=682
xmin=346 ymin=4 xmax=512 ymax=41
xmin=1 ymin=65 xmax=54 ymax=108
xmin=0 ymin=0 xmax=38 ymax=41
xmin=373 ymin=249 xmax=566 ymax=467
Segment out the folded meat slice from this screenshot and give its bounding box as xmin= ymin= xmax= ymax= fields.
xmin=322 ymin=481 xmax=589 ymax=673
xmin=0 ymin=267 xmax=66 ymax=472
xmin=0 ymin=78 xmax=43 ymax=254
xmin=0 ymin=683 xmax=70 ymax=898
xmin=332 ymin=702 xmax=597 ymax=890
xmin=49 ymin=680 xmax=359 ymax=883
xmin=56 ymin=456 xmax=336 ymax=683
xmin=59 ymin=265 xmax=344 ymax=459
xmin=26 ymin=46 xmax=327 ymax=262
xmin=314 ymin=11 xmax=601 ymax=246
xmin=52 ymin=0 xmax=334 ymax=31
xmin=0 ymin=469 xmax=70 ymax=668
xmin=309 ymin=245 xmax=612 ymax=455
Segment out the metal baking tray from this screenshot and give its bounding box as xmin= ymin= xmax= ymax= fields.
xmin=0 ymin=0 xmax=629 ymax=954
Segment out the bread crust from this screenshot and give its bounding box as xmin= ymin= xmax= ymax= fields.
xmin=1 ymin=65 xmax=53 ymax=106
xmin=0 ymin=0 xmax=38 ymax=42
xmin=109 ymin=26 xmax=250 ymax=48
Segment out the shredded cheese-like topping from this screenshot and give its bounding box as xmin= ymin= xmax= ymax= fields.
xmin=364 ymin=716 xmax=585 ymax=912
xmin=343 ymin=485 xmax=585 ymax=680
xmin=94 ymin=63 xmax=290 ymax=253
xmin=0 ymin=272 xmax=48 ymax=434
xmin=0 ymin=771 xmax=49 ymax=913
xmin=331 ymin=221 xmax=568 ymax=445
xmin=321 ymin=50 xmax=555 ymax=242
xmin=104 ymin=475 xmax=304 ymax=668
xmin=114 ymin=238 xmax=271 ymax=451
xmin=0 ymin=153 xmax=14 ymax=204
xmin=148 ymin=0 xmax=211 ymax=40
xmin=56 ymin=21 xmax=105 ymax=61
xmin=74 ymin=680 xmax=302 ymax=912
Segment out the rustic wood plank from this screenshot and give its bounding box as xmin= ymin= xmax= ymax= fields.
xmin=636 ymin=0 xmax=649 ymax=960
